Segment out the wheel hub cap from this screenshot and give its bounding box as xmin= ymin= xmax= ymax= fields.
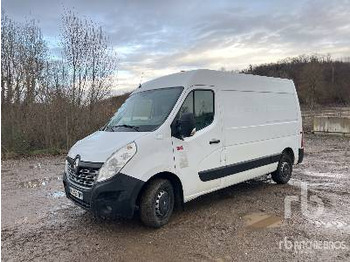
xmin=155 ymin=190 xmax=170 ymax=218
xmin=281 ymin=162 xmax=291 ymax=178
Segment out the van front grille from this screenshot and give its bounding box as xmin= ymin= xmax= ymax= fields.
xmin=67 ymin=163 xmax=99 ymax=188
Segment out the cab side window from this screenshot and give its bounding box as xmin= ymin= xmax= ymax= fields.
xmin=179 ymin=91 xmax=194 ymax=116
xmin=177 ymin=90 xmax=214 ymax=131
xmin=194 ymin=90 xmax=214 ymax=130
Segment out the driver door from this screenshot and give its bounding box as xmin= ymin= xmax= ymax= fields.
xmin=171 ymin=88 xmax=224 ymax=200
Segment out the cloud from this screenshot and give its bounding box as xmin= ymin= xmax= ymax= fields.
xmin=2 ymin=0 xmax=350 ymax=93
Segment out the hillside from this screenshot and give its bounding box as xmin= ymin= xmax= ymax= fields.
xmin=242 ymin=55 xmax=350 ymax=107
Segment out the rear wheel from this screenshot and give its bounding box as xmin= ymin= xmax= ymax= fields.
xmin=139 ymin=179 xmax=174 ymax=228
xmin=272 ymin=154 xmax=293 ymax=184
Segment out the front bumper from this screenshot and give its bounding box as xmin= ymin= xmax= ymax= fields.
xmin=63 ymin=172 xmax=144 ymax=219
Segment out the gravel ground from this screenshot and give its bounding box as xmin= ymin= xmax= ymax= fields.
xmin=1 ymin=134 xmax=350 ymax=261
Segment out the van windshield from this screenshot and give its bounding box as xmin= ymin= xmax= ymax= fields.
xmin=104 ymin=86 xmax=183 ymax=132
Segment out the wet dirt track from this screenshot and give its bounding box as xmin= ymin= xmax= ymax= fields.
xmin=2 ymin=134 xmax=350 ymax=261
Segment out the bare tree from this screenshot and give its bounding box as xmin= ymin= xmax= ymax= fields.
xmin=61 ymin=10 xmax=87 ymax=106
xmin=1 ymin=14 xmax=47 ymax=105
xmin=59 ymin=10 xmax=118 ymax=145
xmin=300 ymin=63 xmax=324 ymax=109
xmin=86 ymin=25 xmax=117 ymax=113
xmin=60 ymin=10 xmax=117 ymax=107
xmin=20 ymin=19 xmax=47 ymax=105
xmin=1 ymin=13 xmax=18 ymax=104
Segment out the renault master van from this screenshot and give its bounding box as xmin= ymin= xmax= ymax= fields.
xmin=63 ymin=69 xmax=304 ymax=228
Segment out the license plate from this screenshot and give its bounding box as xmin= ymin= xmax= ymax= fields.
xmin=69 ymin=187 xmax=83 ymax=200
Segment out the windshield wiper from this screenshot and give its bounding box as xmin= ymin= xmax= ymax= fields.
xmin=111 ymin=124 xmax=140 ymax=132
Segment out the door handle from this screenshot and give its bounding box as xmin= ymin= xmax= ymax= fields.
xmin=209 ymin=139 xmax=221 ymax=144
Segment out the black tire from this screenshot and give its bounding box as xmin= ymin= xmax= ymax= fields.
xmin=272 ymin=154 xmax=293 ymax=184
xmin=139 ymin=179 xmax=174 ymax=228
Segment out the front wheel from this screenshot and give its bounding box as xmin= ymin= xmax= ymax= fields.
xmin=139 ymin=179 xmax=174 ymax=228
xmin=272 ymin=154 xmax=293 ymax=184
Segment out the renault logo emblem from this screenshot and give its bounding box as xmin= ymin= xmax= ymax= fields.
xmin=73 ymin=155 xmax=80 ymax=172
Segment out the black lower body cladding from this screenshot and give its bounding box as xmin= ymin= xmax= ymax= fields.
xmin=298 ymin=148 xmax=304 ymax=164
xmin=63 ymin=172 xmax=144 ymax=219
xmin=199 ymin=154 xmax=281 ymax=182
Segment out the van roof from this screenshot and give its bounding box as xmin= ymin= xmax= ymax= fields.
xmin=137 ymin=69 xmax=295 ymax=94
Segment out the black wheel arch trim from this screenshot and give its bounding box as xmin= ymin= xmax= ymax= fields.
xmin=136 ymin=172 xmax=184 ymax=210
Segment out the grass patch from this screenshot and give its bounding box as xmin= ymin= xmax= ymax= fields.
xmin=2 ymin=148 xmax=67 ymax=160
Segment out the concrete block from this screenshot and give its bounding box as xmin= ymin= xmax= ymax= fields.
xmin=313 ymin=116 xmax=350 ymax=135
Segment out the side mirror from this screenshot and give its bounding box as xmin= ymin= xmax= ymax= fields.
xmin=172 ymin=112 xmax=195 ymax=139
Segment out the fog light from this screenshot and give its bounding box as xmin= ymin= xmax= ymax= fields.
xmin=101 ymin=204 xmax=113 ymax=215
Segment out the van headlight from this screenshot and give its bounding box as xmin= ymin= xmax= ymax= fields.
xmin=97 ymin=142 xmax=137 ymax=182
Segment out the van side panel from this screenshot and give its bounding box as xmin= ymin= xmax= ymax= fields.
xmin=221 ymin=88 xmax=299 ymax=185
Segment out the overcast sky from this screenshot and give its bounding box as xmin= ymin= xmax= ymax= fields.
xmin=2 ymin=0 xmax=350 ymax=93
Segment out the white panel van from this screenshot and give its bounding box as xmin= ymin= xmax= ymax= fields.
xmin=63 ymin=70 xmax=304 ymax=228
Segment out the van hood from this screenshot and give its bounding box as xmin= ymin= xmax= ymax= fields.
xmin=67 ymin=131 xmax=148 ymax=163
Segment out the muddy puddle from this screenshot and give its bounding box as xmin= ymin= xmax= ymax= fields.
xmin=243 ymin=212 xmax=283 ymax=229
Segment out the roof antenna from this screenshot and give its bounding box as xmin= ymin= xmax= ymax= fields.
xmin=138 ymin=72 xmax=144 ymax=88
